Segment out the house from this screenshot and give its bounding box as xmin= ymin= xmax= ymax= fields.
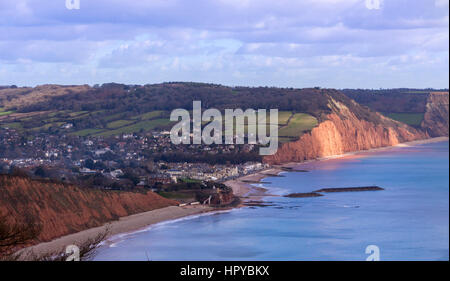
xmin=80 ymin=168 xmax=96 ymax=174
xmin=167 ymin=169 xmax=183 ymax=176
xmin=94 ymin=148 xmax=111 ymax=156
xmin=61 ymin=123 xmax=74 ymax=129
xmin=148 ymin=175 xmax=173 ymax=185
xmin=110 ymin=169 xmax=124 ymax=178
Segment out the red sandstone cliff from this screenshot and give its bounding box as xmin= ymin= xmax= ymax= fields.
xmin=264 ymin=96 xmax=428 ymax=165
xmin=0 ymin=175 xmax=177 ymax=243
xmin=421 ymin=92 xmax=449 ymax=137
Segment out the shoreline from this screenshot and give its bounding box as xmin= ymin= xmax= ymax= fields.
xmin=20 ymin=205 xmax=215 ymax=259
xmin=280 ymin=136 xmax=449 ymax=169
xmin=22 ymin=136 xmax=448 ymax=259
xmin=225 ymin=136 xmax=449 ymax=200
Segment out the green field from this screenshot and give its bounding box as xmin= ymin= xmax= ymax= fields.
xmin=31 ymin=122 xmax=64 ymax=132
xmin=71 ymin=128 xmax=105 ymax=137
xmin=0 ymin=122 xmax=23 ymax=130
xmin=0 ymin=109 xmax=174 ymax=137
xmin=278 ymin=113 xmax=318 ymax=137
xmin=0 ymin=111 xmax=14 ymax=116
xmin=243 ymin=110 xmax=292 ymax=125
xmin=107 ymin=119 xmax=135 ymax=129
xmin=131 ymin=110 xmax=165 ymax=120
xmin=68 ymin=111 xmax=89 ymax=117
xmin=223 ymin=111 xmax=294 ymax=135
xmin=94 ymin=118 xmax=172 ymax=137
xmin=103 ymin=112 xmax=128 ymax=121
xmin=158 ymin=191 xmax=194 ymax=200
xmin=0 ymin=108 xmax=319 ymax=142
xmin=382 ymin=112 xmax=424 ymax=126
xmin=277 ymin=111 xmax=294 ymax=125
xmin=47 ymin=110 xmax=70 ymax=117
xmin=179 ymin=178 xmax=203 ymax=184
xmin=219 ymin=111 xmax=318 ymax=142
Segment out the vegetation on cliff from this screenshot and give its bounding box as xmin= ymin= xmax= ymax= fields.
xmin=263 ymin=96 xmax=428 ymax=164
xmin=421 ymin=92 xmax=449 ymax=137
xmin=0 ymin=174 xmax=177 ymax=244
xmin=0 ymin=83 xmax=393 ymax=136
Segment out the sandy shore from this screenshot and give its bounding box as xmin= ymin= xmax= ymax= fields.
xmin=224 ymin=168 xmax=283 ymax=199
xmin=20 ymin=205 xmax=213 ymax=259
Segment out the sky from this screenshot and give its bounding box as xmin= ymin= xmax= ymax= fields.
xmin=0 ymin=0 xmax=448 ymax=88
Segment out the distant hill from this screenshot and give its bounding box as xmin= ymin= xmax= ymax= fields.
xmin=422 ymin=92 xmax=450 ymax=137
xmin=264 ymin=94 xmax=429 ymax=164
xmin=340 ymin=88 xmax=433 ymax=114
xmin=340 ymin=88 xmax=449 ymax=135
xmin=0 ymin=83 xmax=447 ymax=155
xmin=0 ymin=83 xmax=379 ymax=139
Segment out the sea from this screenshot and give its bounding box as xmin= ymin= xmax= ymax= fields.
xmin=95 ymin=141 xmax=449 ymax=261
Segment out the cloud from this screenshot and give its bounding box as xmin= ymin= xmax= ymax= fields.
xmin=0 ymin=0 xmax=447 ymax=88
xmin=0 ymin=40 xmax=98 ymax=63
xmin=435 ymin=0 xmax=449 ymax=7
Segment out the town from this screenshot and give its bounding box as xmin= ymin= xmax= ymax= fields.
xmin=0 ymin=126 xmax=267 ymax=192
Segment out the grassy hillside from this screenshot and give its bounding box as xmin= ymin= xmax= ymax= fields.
xmin=341 ymin=89 xmax=430 ymax=114
xmin=341 ymin=89 xmax=448 ymax=129
xmin=2 ymin=83 xmax=422 ymax=140
xmin=381 ymin=112 xmax=424 ymax=127
xmin=0 ymin=83 xmax=336 ymax=138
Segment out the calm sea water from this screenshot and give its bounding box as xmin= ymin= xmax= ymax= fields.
xmin=95 ymin=141 xmax=449 ymax=261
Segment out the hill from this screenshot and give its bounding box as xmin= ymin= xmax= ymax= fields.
xmin=0 ymin=84 xmax=368 ymax=141
xmin=263 ymin=95 xmax=427 ymax=164
xmin=0 ymin=83 xmax=412 ymax=139
xmin=341 ymin=88 xmax=449 ymax=136
xmin=1 ymin=83 xmax=447 ymax=165
xmin=422 ymin=92 xmax=449 ymax=137
xmin=0 ymin=174 xmax=177 ymax=244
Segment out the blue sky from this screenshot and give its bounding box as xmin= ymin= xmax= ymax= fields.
xmin=0 ymin=0 xmax=448 ymax=88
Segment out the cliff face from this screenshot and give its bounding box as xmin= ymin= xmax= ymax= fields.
xmin=210 ymin=187 xmax=235 ymax=206
xmin=264 ymin=97 xmax=427 ymax=165
xmin=0 ymin=175 xmax=177 ymax=243
xmin=421 ymin=92 xmax=449 ymax=137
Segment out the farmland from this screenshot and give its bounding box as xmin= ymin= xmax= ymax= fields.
xmin=382 ymin=112 xmax=424 ymax=127
xmin=278 ymin=113 xmax=318 ymax=142
xmin=0 ymin=108 xmax=174 ymax=137
xmin=0 ymin=107 xmax=14 ymax=117
xmin=0 ymin=106 xmax=319 ymax=142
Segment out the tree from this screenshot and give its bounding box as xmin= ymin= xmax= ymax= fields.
xmin=23 ymin=229 xmax=109 ymax=261
xmin=34 ymin=166 xmax=47 ymax=178
xmin=1 ymin=215 xmax=109 ymax=261
xmin=0 ymin=215 xmax=41 ymax=259
xmin=84 ymin=158 xmax=95 ymax=169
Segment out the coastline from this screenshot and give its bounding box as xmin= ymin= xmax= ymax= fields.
xmin=225 ymin=136 xmax=449 ymax=200
xmin=22 ymin=136 xmax=448 ymax=259
xmin=20 ymin=205 xmax=214 ymax=259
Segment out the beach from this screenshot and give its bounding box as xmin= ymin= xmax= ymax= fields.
xmin=91 ymin=139 xmax=448 ymax=261
xmin=224 ymin=168 xmax=283 ymax=198
xmin=22 ymin=136 xmax=448 ymax=259
xmin=20 ymin=205 xmax=213 ymax=258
